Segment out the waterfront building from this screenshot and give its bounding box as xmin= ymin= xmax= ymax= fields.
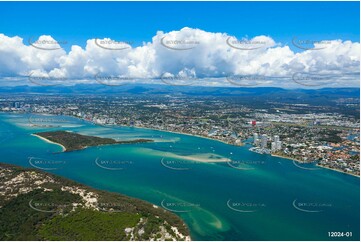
xmin=253 ymin=133 xmax=259 ymax=144
xmin=261 ymin=134 xmax=268 ymax=149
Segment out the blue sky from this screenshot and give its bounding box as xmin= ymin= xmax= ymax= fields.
xmin=0 ymin=1 xmax=359 ymax=52
xmin=0 ymin=1 xmax=359 ymax=88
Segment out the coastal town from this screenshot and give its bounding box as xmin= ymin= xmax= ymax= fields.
xmin=0 ymin=0 xmax=359 ymax=241
xmin=1 ymin=91 xmax=359 ymax=176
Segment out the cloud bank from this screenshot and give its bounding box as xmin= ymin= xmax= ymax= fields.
xmin=0 ymin=27 xmax=359 ymax=88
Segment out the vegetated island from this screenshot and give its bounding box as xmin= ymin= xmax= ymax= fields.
xmin=34 ymin=131 xmax=153 ymax=152
xmin=0 ymin=163 xmax=190 ymax=241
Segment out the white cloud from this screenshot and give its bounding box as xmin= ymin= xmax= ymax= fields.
xmin=0 ymin=34 xmax=65 ymax=77
xmin=0 ymin=28 xmax=359 ymax=88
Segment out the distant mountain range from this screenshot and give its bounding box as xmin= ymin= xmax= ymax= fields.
xmin=0 ymin=84 xmax=359 ymax=98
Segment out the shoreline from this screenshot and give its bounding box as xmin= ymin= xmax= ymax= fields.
xmin=316 ymin=164 xmax=360 ymax=178
xmin=270 ymin=154 xmax=305 ymax=163
xmin=271 ymin=154 xmax=360 ymax=177
xmin=31 ymin=134 xmax=66 ymax=152
xmin=82 ymin=119 xmax=360 ymax=178
xmin=0 ymin=162 xmax=192 ymax=240
xmin=9 ymin=112 xmax=360 ymax=178
xmin=4 ymin=111 xmax=244 ymax=147
xmin=72 ymin=114 xmax=243 ymax=147
xmin=120 ymin=124 xmax=244 ymax=147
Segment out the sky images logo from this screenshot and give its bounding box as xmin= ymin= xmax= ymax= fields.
xmin=226 ymin=37 xmax=269 ymax=50
xmin=28 ymin=36 xmax=67 ymax=51
xmin=160 ymin=157 xmax=203 ymax=170
xmin=160 ymin=73 xmax=198 ymax=86
xmin=227 ymin=199 xmax=266 ymax=213
xmin=226 ymin=160 xmax=266 ymax=170
xmin=28 ymin=72 xmax=67 ymax=86
xmin=28 ymin=157 xmax=66 ymax=170
xmin=95 ymin=157 xmax=133 ymax=170
xmin=292 ymin=199 xmax=332 ymax=213
xmin=292 ymin=37 xmax=332 ymax=51
xmin=161 ymin=199 xmax=200 ymax=213
xmin=160 ymin=36 xmax=200 ymax=51
xmin=94 ymin=73 xmax=134 ymax=86
xmin=28 ymin=115 xmax=72 ymax=127
xmin=96 ymin=202 xmax=126 ymax=213
xmin=292 ymin=160 xmax=321 ymax=171
xmin=291 ymin=72 xmax=331 ymax=87
xmin=94 ymin=38 xmax=133 ymax=50
xmin=226 ymin=75 xmax=270 ymax=87
xmin=29 ymin=199 xmax=72 ymax=213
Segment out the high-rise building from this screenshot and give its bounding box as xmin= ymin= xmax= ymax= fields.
xmin=253 ymin=133 xmax=259 ymax=144
xmin=271 ymin=141 xmax=282 ymax=151
xmin=273 ymin=135 xmax=279 ymax=143
xmin=271 ymin=142 xmax=276 ymax=151
xmin=261 ymin=134 xmax=268 ymax=149
xmin=276 ymin=141 xmax=282 ymax=150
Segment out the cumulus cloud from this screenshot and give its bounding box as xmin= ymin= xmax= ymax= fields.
xmin=0 ymin=27 xmax=359 ymax=88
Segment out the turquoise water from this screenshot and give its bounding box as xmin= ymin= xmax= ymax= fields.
xmin=0 ymin=113 xmax=359 ymax=241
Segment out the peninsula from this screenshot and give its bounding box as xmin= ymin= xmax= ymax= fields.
xmin=0 ymin=163 xmax=190 ymax=241
xmin=34 ymin=131 xmax=153 ymax=152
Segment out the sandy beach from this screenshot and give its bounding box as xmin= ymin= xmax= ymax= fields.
xmin=169 ymin=152 xmax=231 ymax=163
xmin=138 ymin=147 xmax=231 ymax=163
xmin=31 ymin=134 xmax=66 ymax=152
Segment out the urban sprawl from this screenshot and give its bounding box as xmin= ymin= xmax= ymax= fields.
xmin=1 ymin=94 xmax=359 ymax=176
